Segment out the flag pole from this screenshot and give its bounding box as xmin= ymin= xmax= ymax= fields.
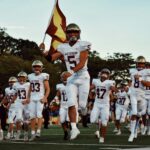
xmin=42 ymin=34 xmax=46 ymax=43
xmin=42 ymin=0 xmax=58 ymax=43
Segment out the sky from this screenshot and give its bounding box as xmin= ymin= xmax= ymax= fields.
xmin=0 ymin=0 xmax=150 ymax=60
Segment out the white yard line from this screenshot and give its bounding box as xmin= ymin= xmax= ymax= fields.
xmin=2 ymin=141 xmax=150 ymax=148
xmin=41 ymin=133 xmax=130 ymax=136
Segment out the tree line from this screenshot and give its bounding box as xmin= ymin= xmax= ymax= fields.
xmin=0 ymin=28 xmax=135 ymax=100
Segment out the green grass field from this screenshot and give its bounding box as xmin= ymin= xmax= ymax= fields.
xmin=0 ymin=123 xmax=150 ymax=150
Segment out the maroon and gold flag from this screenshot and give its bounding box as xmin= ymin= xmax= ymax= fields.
xmin=45 ymin=0 xmax=66 ymax=54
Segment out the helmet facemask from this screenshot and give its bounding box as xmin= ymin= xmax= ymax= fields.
xmin=18 ymin=76 xmax=27 ymax=84
xmin=99 ymin=68 xmax=110 ymax=81
xmin=100 ymin=73 xmax=109 ymax=81
xmin=120 ymin=80 xmax=128 ymax=91
xmin=8 ymin=77 xmax=17 ymax=88
xmin=9 ymin=81 xmax=16 ymax=88
xmin=66 ymin=31 xmax=80 ymax=44
xmin=32 ymin=65 xmax=43 ymax=75
xmin=17 ymin=71 xmax=27 ymax=84
xmin=136 ymin=62 xmax=145 ymax=71
xmin=66 ymin=23 xmax=81 ymax=44
xmin=135 ymin=56 xmax=146 ymax=71
xmin=60 ymin=71 xmax=67 ymax=85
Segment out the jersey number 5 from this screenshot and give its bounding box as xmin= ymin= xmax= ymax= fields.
xmin=68 ymin=55 xmax=77 ymax=69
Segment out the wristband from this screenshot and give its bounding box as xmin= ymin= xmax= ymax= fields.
xmin=139 ymin=77 xmax=143 ymax=82
xmin=69 ymin=70 xmax=74 ymax=75
xmin=54 ymin=96 xmax=59 ymax=100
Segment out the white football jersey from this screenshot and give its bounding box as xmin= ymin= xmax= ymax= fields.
xmin=13 ymin=82 xmax=30 ymax=103
xmin=116 ymin=90 xmax=130 ymax=107
xmin=5 ymin=87 xmax=16 ymax=109
xmin=92 ymin=79 xmax=115 ymax=105
xmin=129 ymin=68 xmax=146 ymax=94
xmin=28 ymin=73 xmax=49 ymax=101
xmin=57 ymin=40 xmax=91 ymax=72
xmin=145 ymin=69 xmax=150 ymax=99
xmin=56 ymin=83 xmax=67 ymax=108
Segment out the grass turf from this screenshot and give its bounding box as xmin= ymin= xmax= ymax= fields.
xmin=0 ymin=123 xmax=150 ymax=150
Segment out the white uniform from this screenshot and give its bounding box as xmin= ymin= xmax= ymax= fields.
xmin=28 ymin=73 xmax=49 ymax=119
xmin=129 ymin=68 xmax=147 ymax=116
xmin=56 ymin=84 xmax=69 ymax=123
xmin=128 ymin=87 xmax=137 ymax=115
xmin=145 ymin=69 xmax=150 ymax=115
xmin=5 ymin=87 xmax=16 ymax=124
xmin=57 ymin=40 xmax=91 ymax=109
xmin=90 ymin=79 xmax=115 ymax=126
xmin=13 ymin=82 xmax=30 ymax=122
xmin=115 ymin=90 xmax=130 ymax=123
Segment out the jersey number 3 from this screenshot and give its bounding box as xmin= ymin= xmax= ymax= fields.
xmin=31 ymin=83 xmax=40 ymax=92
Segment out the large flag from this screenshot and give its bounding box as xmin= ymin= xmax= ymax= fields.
xmin=45 ymin=0 xmax=66 ymax=55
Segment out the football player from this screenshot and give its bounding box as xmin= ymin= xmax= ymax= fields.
xmin=115 ymin=80 xmax=130 ymax=135
xmin=135 ymin=61 xmax=150 ymax=135
xmin=3 ymin=76 xmax=17 ymax=140
xmin=54 ymin=71 xmax=70 ymax=140
xmin=13 ymin=71 xmax=30 ymax=141
xmin=28 ymin=60 xmax=50 ymax=140
xmin=128 ymin=56 xmax=147 ymax=142
xmin=39 ymin=23 xmax=91 ymax=140
xmin=90 ymin=68 xmax=116 ymax=143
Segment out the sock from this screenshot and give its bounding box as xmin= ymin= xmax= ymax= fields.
xmin=130 ymin=120 xmax=136 ymax=135
xmin=7 ymin=132 xmax=11 ymax=137
xmin=37 ymin=129 xmax=41 ymax=133
xmin=31 ymin=130 xmax=35 ymax=135
xmin=71 ymin=123 xmax=77 ymax=129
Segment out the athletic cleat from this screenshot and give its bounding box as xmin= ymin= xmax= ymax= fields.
xmin=35 ymin=132 xmax=41 ymax=138
xmin=29 ymin=134 xmax=36 ymax=141
xmin=99 ymin=137 xmax=104 ymax=143
xmin=95 ymin=130 xmax=100 ymax=139
xmin=15 ymin=132 xmax=21 ymax=140
xmin=70 ymin=128 xmax=80 ymax=140
xmin=147 ymin=129 xmax=150 ymax=136
xmin=128 ymin=134 xmax=134 ymax=142
xmin=116 ymin=130 xmax=121 ymax=135
xmin=5 ymin=135 xmax=11 ymax=140
xmin=113 ymin=128 xmax=118 ymax=133
xmin=24 ymin=132 xmax=29 ymax=141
